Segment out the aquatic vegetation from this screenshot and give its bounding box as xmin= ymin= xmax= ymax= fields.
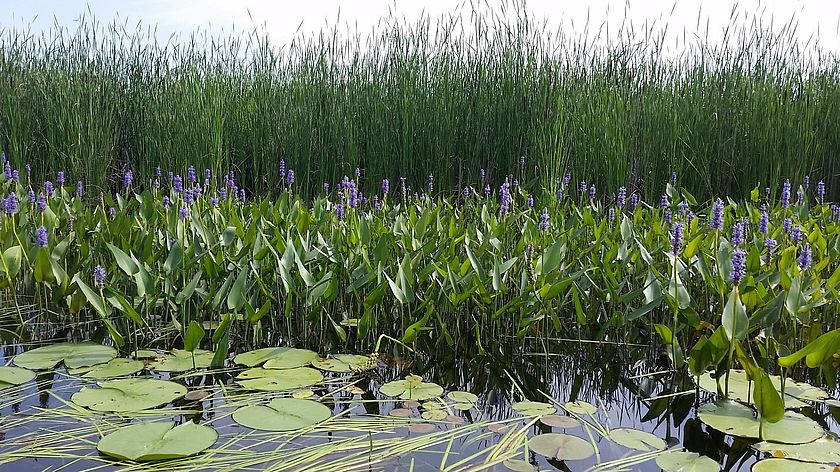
xmin=96 ymin=422 xmax=218 ymax=462
xmin=231 ymin=398 xmax=333 ymax=431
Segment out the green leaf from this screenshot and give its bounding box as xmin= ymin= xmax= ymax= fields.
xmin=163 ymin=242 xmax=184 ymax=274
xmin=184 ymin=321 xmax=205 ymax=352
xmin=227 ymin=265 xmax=249 ymax=311
xmin=107 ymin=243 xmax=139 ymax=276
xmin=72 ymin=378 xmax=186 ymax=412
xmin=97 ymin=421 xmax=217 ymax=462
xmin=721 ymin=286 xmax=748 ymax=341
xmin=232 ymin=398 xmax=331 ymax=431
xmin=778 ymin=329 xmax=840 ymax=369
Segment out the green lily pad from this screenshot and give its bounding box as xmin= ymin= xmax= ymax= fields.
xmin=71 ymin=378 xmax=187 ymax=412
xmin=311 ymin=354 xmax=372 ymax=373
xmin=564 ymin=401 xmax=598 ymax=415
xmin=503 ymin=459 xmax=537 ymax=471
xmin=13 ymin=342 xmax=117 ymax=370
xmin=655 ymin=451 xmax=720 ymax=472
xmin=698 ymin=371 xmax=830 ymax=408
xmin=0 ymin=366 xmax=35 ymax=389
xmin=698 ymin=401 xmax=824 ymax=444
xmin=232 ymin=398 xmax=332 ymax=431
xmin=512 ymin=401 xmax=557 ymax=416
xmin=609 ymin=428 xmax=666 ymax=451
xmin=421 ymin=410 xmax=448 ymax=421
xmin=149 ymin=350 xmax=214 ymax=372
xmin=752 ymin=459 xmax=835 ymax=471
xmin=233 ymin=347 xmax=318 ymax=369
xmin=753 ymin=438 xmax=840 ymax=463
xmin=379 ymin=376 xmax=443 ymax=401
xmin=540 ymin=415 xmax=580 ymax=428
xmin=447 ymin=391 xmax=478 ymax=404
xmin=97 ymin=421 xmax=217 ymax=461
xmin=78 ymin=358 xmax=144 ymax=379
xmin=528 ymin=433 xmax=594 ymax=461
xmin=236 ymin=367 xmax=323 ymax=391
xmin=132 ymin=350 xmax=160 ymax=358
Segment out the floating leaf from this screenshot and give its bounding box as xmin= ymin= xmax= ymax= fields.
xmin=447 ymin=391 xmax=478 ymax=405
xmin=528 ymin=433 xmax=594 ymax=461
xmin=609 ymin=428 xmax=666 ymax=451
xmin=564 ymin=401 xmax=598 ymax=415
xmin=655 ymin=451 xmax=719 ymax=472
xmin=97 ymin=421 xmax=217 ymax=462
xmin=698 ymin=401 xmax=823 ymax=444
xmin=232 ymin=398 xmax=332 ymax=431
xmin=697 ymin=370 xmax=829 ymax=408
xmin=0 ymin=366 xmax=35 ymax=389
xmin=512 ymin=401 xmax=557 ymax=416
xmin=408 ymin=423 xmax=436 ymax=434
xmin=421 ymin=410 xmax=447 ymax=421
xmin=13 ymin=342 xmax=116 ymax=370
xmin=81 ymin=358 xmax=144 ymax=379
xmin=540 ymin=415 xmax=580 ymax=428
xmin=754 ymin=438 xmax=840 ymax=464
xmin=752 ymin=459 xmax=835 ymax=472
xmin=72 ymin=378 xmax=186 ymax=412
xmin=503 ymin=459 xmax=537 ymax=472
xmin=389 ymin=408 xmax=412 ymax=418
xmin=311 ymin=354 xmax=371 ymax=373
xmin=149 ymin=350 xmax=214 ymax=372
xmin=233 ymin=347 xmax=318 ymax=369
xmin=379 ymin=377 xmax=443 ymax=401
xmin=236 ymin=367 xmax=323 ymax=391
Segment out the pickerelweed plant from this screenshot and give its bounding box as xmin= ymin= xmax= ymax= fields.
xmin=0 ymin=160 xmax=838 ymax=401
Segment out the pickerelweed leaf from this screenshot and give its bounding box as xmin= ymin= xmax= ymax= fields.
xmin=528 ymin=433 xmax=594 ymax=461
xmin=655 ymin=450 xmax=720 ymax=472
xmin=608 ymin=428 xmax=666 ymax=451
xmin=232 ymin=398 xmax=332 ymax=431
xmin=72 ymin=378 xmax=186 ymax=412
xmin=0 ymin=366 xmax=35 ymax=389
xmin=13 ymin=342 xmax=117 ymax=370
xmin=97 ymin=421 xmax=217 ymax=462
xmin=236 ymin=367 xmax=323 ymax=391
xmin=698 ymin=400 xmax=823 ymax=444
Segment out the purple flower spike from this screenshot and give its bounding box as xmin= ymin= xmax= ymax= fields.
xmin=93 ymin=265 xmax=106 ymax=288
xmin=35 ymin=226 xmax=48 ymax=247
xmin=76 ymin=181 xmax=84 ymax=198
xmin=759 ymin=211 xmax=769 ymax=234
xmin=526 ymin=195 xmax=534 ymax=208
xmin=670 ymin=222 xmax=684 ymax=255
xmin=178 ymin=205 xmax=190 ymax=219
xmin=781 ymin=180 xmax=791 ymax=208
xmin=617 ymin=187 xmax=627 ymax=207
xmin=730 ymin=248 xmax=747 ymax=284
xmin=36 ymin=194 xmax=47 ymax=213
xmin=57 ymin=171 xmax=65 ymax=187
xmin=589 ymin=184 xmax=596 ymax=200
xmin=381 ymin=179 xmax=390 ymax=195
xmin=798 ymin=243 xmax=812 ymax=271
xmin=539 ymin=207 xmax=549 ymax=230
xmin=709 ymin=198 xmax=724 ymax=231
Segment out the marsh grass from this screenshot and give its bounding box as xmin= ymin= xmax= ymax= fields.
xmin=1 ymin=2 xmax=839 ymax=199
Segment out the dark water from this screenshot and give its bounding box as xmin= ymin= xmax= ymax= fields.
xmin=0 ymin=334 xmax=838 ymax=471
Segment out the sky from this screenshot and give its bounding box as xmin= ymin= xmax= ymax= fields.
xmin=2 ymin=0 xmax=840 ymax=53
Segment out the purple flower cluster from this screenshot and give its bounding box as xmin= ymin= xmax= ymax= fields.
xmin=817 ymin=181 xmax=826 ymax=201
xmin=76 ymin=181 xmax=84 ymax=198
xmin=381 ymin=179 xmax=389 ymax=196
xmin=57 ymin=171 xmax=65 ymax=187
xmin=3 ymin=193 xmax=19 ymax=214
xmin=286 ymin=169 xmax=295 ymax=187
xmin=629 ymin=193 xmax=639 ymax=211
xmin=526 ymin=195 xmax=534 ymax=208
xmin=798 ymin=243 xmax=812 ymax=271
xmin=790 ymin=225 xmax=804 ymax=244
xmin=93 ymin=265 xmax=106 ymax=288
xmin=539 ymin=207 xmax=549 ymax=230
xmin=660 ymin=194 xmax=669 ymax=208
xmin=781 ymin=180 xmax=791 ymax=208
xmin=36 ymin=194 xmax=47 ymax=213
xmin=608 ymin=207 xmax=615 ymax=222
xmin=731 ymin=219 xmax=746 ymax=246
xmin=758 ymin=211 xmax=769 ymax=234
xmin=499 ymin=179 xmax=512 ymax=215
xmin=664 ymin=209 xmax=672 ymax=225
xmin=173 ymin=175 xmax=183 ymax=194
xmin=709 ymin=198 xmax=724 ymax=231
xmin=44 ymin=181 xmax=54 ymax=197
xmin=187 ymin=165 xmax=197 ymax=185
xmin=670 ymin=222 xmax=684 ymax=255
xmin=178 ymin=205 xmax=190 ymax=219
xmin=589 ymin=184 xmax=596 ymax=200
xmin=35 ymin=226 xmax=48 ymax=247
xmin=617 ymin=186 xmax=627 ymax=207
xmin=123 ymin=170 xmax=133 ymax=189
xmin=730 ymin=248 xmax=747 ymax=284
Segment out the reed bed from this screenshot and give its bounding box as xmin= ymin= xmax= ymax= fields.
xmin=1 ymin=3 xmax=839 ymax=199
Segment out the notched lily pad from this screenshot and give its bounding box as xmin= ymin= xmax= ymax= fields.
xmin=236 ymin=367 xmax=324 ymax=391
xmin=149 ymin=350 xmax=214 ymax=372
xmin=528 ymin=433 xmax=594 ymax=461
xmin=97 ymin=421 xmax=217 ymax=462
xmin=540 ymin=415 xmax=580 ymax=428
xmin=698 ymin=370 xmax=831 ymax=408
xmin=78 ymin=358 xmax=144 ymax=379
xmin=0 ymin=366 xmax=35 ymax=389
xmin=753 ymin=438 xmax=840 ymax=464
xmin=512 ymin=401 xmax=557 ymax=416
xmin=311 ymin=354 xmax=373 ymax=373
xmin=752 ymin=459 xmax=835 ymax=471
xmin=232 ymin=398 xmax=332 ymax=431
xmin=698 ymin=400 xmax=824 ymax=444
xmin=233 ymin=347 xmax=318 ymax=369
xmin=13 ymin=342 xmax=117 ymax=370
xmin=380 ymin=375 xmax=443 ymax=401
xmin=564 ymin=401 xmax=597 ymax=415
xmin=609 ymin=428 xmax=666 ymax=451
xmin=503 ymin=459 xmax=537 ymax=471
xmin=655 ymin=450 xmax=720 ymax=472
xmin=71 ymin=378 xmax=187 ymax=412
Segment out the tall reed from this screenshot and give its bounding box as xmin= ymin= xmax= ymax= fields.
xmin=0 ymin=3 xmax=839 ymax=199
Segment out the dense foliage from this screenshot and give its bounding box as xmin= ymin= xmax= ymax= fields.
xmin=1 ymin=6 xmax=840 ymax=198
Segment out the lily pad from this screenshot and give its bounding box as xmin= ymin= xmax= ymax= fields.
xmin=609 ymin=428 xmax=666 ymax=451
xmin=753 ymin=438 xmax=840 ymax=463
xmin=236 ymin=367 xmax=323 ymax=391
xmin=13 ymin=342 xmax=117 ymax=370
xmin=528 ymin=433 xmax=594 ymax=461
xmin=232 ymin=398 xmax=332 ymax=431
xmin=447 ymin=391 xmax=478 ymax=404
xmin=698 ymin=371 xmax=830 ymax=408
xmin=149 ymin=350 xmax=214 ymax=372
xmin=0 ymin=366 xmax=35 ymax=389
xmin=564 ymin=401 xmax=598 ymax=415
xmin=71 ymin=378 xmax=187 ymax=412
xmin=408 ymin=423 xmax=436 ymax=434
xmin=512 ymin=401 xmax=557 ymax=416
xmin=380 ymin=376 xmax=443 ymax=401
xmin=655 ymin=451 xmax=720 ymax=472
xmin=421 ymin=410 xmax=447 ymax=421
xmin=752 ymin=459 xmax=835 ymax=471
xmin=503 ymin=459 xmax=537 ymax=471
xmin=311 ymin=354 xmax=372 ymax=373
xmin=80 ymin=358 xmax=144 ymax=379
xmin=233 ymin=347 xmax=318 ymax=369
xmin=97 ymin=421 xmax=217 ymax=461
xmin=698 ymin=401 xmax=824 ymax=444
xmin=541 ymin=415 xmax=580 ymax=428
